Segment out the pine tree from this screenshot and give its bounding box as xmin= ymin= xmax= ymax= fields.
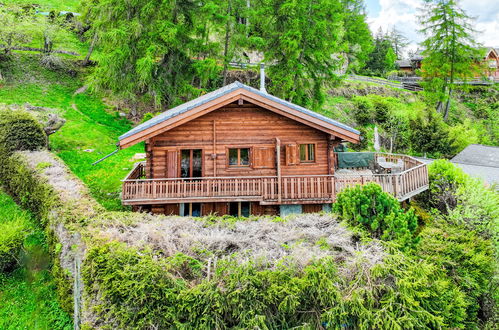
xmin=362 ymin=28 xmax=396 ymax=77
xmin=418 ymin=0 xmax=482 ymax=120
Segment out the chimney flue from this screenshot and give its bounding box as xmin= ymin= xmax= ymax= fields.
xmin=260 ymin=63 xmax=267 ymax=93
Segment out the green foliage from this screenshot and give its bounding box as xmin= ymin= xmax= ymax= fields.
xmin=0 ymin=218 xmax=27 ymax=272
xmin=83 ymin=241 xmax=472 ymax=329
xmin=0 ymin=193 xmax=31 ymax=272
xmin=409 ymin=107 xmax=453 ymax=157
xmin=333 ymin=183 xmax=418 ymax=247
xmin=419 ymin=0 xmax=482 ymax=120
xmin=342 ymin=0 xmax=374 ymax=72
xmin=253 ymin=0 xmax=345 ymax=109
xmin=0 ymin=54 xmax=142 ymax=211
xmin=0 ymin=109 xmax=47 ymax=153
xmin=425 ymin=160 xmax=499 ymax=245
xmin=0 ymin=268 xmax=72 ymax=329
xmin=0 ymin=149 xmax=56 ymax=223
xmin=416 ymin=222 xmax=496 ymax=326
xmin=362 ymin=28 xmax=397 ymax=77
xmin=0 ymin=190 xmax=72 ymax=328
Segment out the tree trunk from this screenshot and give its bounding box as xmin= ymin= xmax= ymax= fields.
xmin=82 ymin=33 xmax=97 ymax=66
xmin=222 ymin=0 xmax=232 ymax=86
xmin=444 ymin=87 xmax=453 ymax=121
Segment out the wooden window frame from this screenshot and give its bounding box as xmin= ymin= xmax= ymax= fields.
xmin=226 ymin=146 xmax=252 ymax=168
xmin=178 ymin=148 xmax=204 ymax=178
xmin=299 ymin=143 xmax=316 ymax=164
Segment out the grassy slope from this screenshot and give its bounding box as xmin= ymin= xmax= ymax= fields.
xmin=0 ymin=192 xmax=72 ymax=329
xmin=4 ymin=0 xmax=79 ymax=12
xmin=0 ymin=55 xmax=142 ymax=210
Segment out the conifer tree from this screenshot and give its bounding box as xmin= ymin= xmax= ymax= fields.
xmin=252 ymin=0 xmax=346 ymax=109
xmin=418 ymin=0 xmax=481 ymax=120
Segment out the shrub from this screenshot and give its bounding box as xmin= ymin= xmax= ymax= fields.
xmin=425 ymin=160 xmax=498 ymax=244
xmin=83 ymin=241 xmax=469 ymax=329
xmin=416 ymin=222 xmax=496 ymax=326
xmin=0 ymin=149 xmax=56 ymax=223
xmin=424 ymin=159 xmax=467 ymax=212
xmin=0 ymin=109 xmax=47 ymax=153
xmin=333 ymin=183 xmax=418 ymax=247
xmin=409 ymin=108 xmax=452 ymax=157
xmin=0 ymin=218 xmax=28 ymax=272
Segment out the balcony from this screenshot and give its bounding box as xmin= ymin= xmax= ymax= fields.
xmin=121 ymin=153 xmax=429 ymax=205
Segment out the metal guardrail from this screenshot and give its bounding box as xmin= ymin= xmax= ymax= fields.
xmin=347 ymin=74 xmax=423 ymax=92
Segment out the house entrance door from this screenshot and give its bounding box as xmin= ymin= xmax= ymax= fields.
xmin=180 ymin=149 xmax=202 ymax=178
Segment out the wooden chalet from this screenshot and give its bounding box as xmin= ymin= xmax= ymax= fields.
xmin=119 ymin=81 xmax=429 ymax=217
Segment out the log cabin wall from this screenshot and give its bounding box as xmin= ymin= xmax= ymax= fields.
xmin=149 ymin=101 xmax=339 ymax=179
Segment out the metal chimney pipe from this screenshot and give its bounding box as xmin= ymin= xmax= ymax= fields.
xmin=260 ymin=63 xmax=267 ymax=93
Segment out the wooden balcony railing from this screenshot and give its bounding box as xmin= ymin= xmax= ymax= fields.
xmin=122 ymin=154 xmax=429 ymax=205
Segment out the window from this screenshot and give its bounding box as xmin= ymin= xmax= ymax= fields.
xmin=229 ymin=202 xmax=250 ymax=217
xmin=228 ymin=148 xmax=250 ymax=166
xmin=299 ymin=144 xmax=315 ymax=162
xmin=180 ymin=149 xmax=202 ymax=178
xmin=181 ymin=203 xmax=202 ymax=217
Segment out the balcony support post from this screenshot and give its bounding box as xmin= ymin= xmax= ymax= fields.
xmin=276 ymin=138 xmax=282 ymax=203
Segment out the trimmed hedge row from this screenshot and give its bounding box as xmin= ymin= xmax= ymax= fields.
xmin=0 ymin=109 xmax=47 ymax=153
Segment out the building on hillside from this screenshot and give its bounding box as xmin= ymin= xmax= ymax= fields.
xmin=118 ymin=77 xmax=429 ymax=216
xmin=396 ymin=48 xmax=499 ymax=81
xmin=483 ymin=47 xmax=499 ymax=80
xmin=451 ymin=144 xmax=499 ymax=188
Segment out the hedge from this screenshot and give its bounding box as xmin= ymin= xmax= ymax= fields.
xmin=0 ymin=109 xmax=47 ymax=153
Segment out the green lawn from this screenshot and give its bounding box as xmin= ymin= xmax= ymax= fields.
xmin=0 ymin=192 xmax=72 ymax=330
xmin=0 ymin=54 xmax=143 ymax=210
xmin=3 ymin=0 xmax=80 ymax=12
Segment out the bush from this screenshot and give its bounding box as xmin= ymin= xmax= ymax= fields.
xmin=333 ymin=183 xmax=418 ymax=247
xmin=0 ymin=218 xmax=27 ymax=272
xmin=0 ymin=192 xmax=31 ymax=273
xmin=0 ymin=109 xmax=47 ymax=153
xmin=0 ymin=149 xmax=56 ymax=223
xmin=83 ymin=242 xmax=469 ymax=329
xmin=409 ymin=108 xmax=452 ymax=157
xmin=416 ymin=222 xmax=496 ymax=326
xmin=425 ymin=160 xmax=498 ymax=244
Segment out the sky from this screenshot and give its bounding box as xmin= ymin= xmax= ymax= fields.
xmin=364 ymin=0 xmax=499 ymax=58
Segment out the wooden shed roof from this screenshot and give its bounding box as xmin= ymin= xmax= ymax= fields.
xmin=118 ymin=81 xmax=360 ymax=148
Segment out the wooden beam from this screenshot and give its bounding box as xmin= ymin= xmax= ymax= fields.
xmin=119 ymin=91 xmax=242 ymax=148
xmin=213 ymin=120 xmax=217 ymax=177
xmin=119 ymin=87 xmax=360 ymax=149
xmin=276 ymin=137 xmax=282 ymax=203
xmin=240 ymin=93 xmax=360 ymax=143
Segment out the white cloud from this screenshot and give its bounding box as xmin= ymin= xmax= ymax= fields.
xmin=367 ymin=0 xmax=499 ymax=58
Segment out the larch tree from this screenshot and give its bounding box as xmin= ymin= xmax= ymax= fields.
xmin=389 ymin=27 xmax=409 ymax=59
xmin=418 ymin=0 xmax=482 ymax=120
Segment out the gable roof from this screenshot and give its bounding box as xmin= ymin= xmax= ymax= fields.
xmin=119 ymin=81 xmax=360 ymax=148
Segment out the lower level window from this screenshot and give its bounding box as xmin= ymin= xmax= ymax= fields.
xmin=181 ymin=203 xmax=202 ymax=217
xmin=229 ymin=202 xmax=250 ymax=217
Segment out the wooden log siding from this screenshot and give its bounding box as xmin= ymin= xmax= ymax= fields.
xmin=122 ymin=153 xmax=428 ymax=204
xmin=149 ymin=103 xmax=331 ymax=178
